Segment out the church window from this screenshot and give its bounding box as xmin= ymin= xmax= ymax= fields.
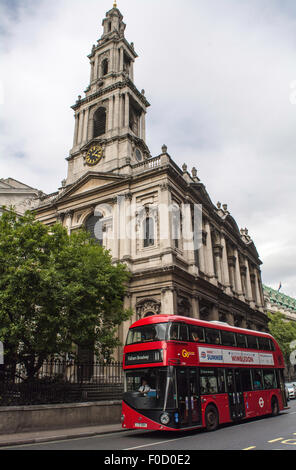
xmin=85 ymin=213 xmax=103 ymax=245
xmin=123 ymin=53 xmax=131 ymax=74
xmin=93 ymin=107 xmax=106 ymax=137
xmin=143 ymin=217 xmax=154 ymax=247
xmin=135 ymin=148 xmax=142 ymax=162
xmin=102 ymin=58 xmax=109 ymax=76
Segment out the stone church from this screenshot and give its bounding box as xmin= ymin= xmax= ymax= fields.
xmin=34 ymin=4 xmax=267 ymax=359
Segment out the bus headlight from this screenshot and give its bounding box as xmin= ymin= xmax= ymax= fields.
xmin=160 ymin=412 xmax=170 ymax=425
xmin=121 ymin=414 xmax=125 ymax=423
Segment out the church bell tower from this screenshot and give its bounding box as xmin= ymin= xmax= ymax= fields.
xmin=66 ymin=3 xmax=151 ymax=185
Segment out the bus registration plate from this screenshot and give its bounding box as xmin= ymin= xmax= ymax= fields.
xmin=135 ymin=422 xmax=147 ymax=428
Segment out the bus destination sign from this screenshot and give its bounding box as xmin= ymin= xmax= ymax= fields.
xmin=125 ymin=349 xmax=163 ymax=365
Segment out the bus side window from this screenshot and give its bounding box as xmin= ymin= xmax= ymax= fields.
xmin=179 ymin=323 xmax=189 ymax=342
xmin=252 ymin=369 xmax=263 ymax=390
xmin=258 ymin=337 xmax=270 ymax=351
xmin=263 ymin=369 xmax=277 ymax=389
xmin=269 ymin=339 xmax=275 ymax=351
xmin=205 ymin=328 xmax=221 ymax=345
xmin=241 ymin=369 xmax=252 ymax=391
xmin=169 ymin=323 xmax=179 ymax=340
xmin=236 ymin=333 xmax=247 ymax=348
xmin=189 ymin=325 xmax=205 ymax=343
xmin=221 ymin=330 xmax=236 ymax=347
xmin=246 ymin=335 xmax=258 ymax=350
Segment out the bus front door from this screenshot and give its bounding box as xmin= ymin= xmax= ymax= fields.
xmin=176 ymin=368 xmax=201 ymax=427
xmin=226 ymin=369 xmax=246 ymax=421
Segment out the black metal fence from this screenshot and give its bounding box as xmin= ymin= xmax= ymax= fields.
xmin=0 ymin=360 xmax=124 ymax=406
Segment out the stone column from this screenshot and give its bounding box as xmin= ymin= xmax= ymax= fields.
xmin=77 ymin=111 xmax=84 ymax=145
xmin=108 ymin=96 xmax=114 ymax=132
xmin=111 ymin=198 xmax=119 ymax=262
xmin=198 ymin=239 xmax=206 ymax=274
xmin=95 ymin=55 xmax=99 ymax=79
xmin=73 ymin=114 xmax=79 ymax=146
xmin=226 ymin=312 xmax=234 ymax=326
xmin=191 ymin=295 xmax=200 ymax=319
xmin=204 ymin=220 xmax=216 ymax=283
xmin=213 ymin=244 xmax=223 ymax=284
xmin=182 ymin=203 xmax=198 ymax=276
xmin=114 ymin=92 xmax=120 ymax=131
xmin=121 ymin=193 xmax=132 ymax=266
xmin=65 ymin=210 xmax=73 ymax=235
xmin=254 ymin=269 xmax=263 ymax=309
xmin=221 ymin=235 xmax=232 ymax=295
xmin=90 ymin=60 xmax=95 ymax=83
xmin=234 ymin=248 xmax=244 ymax=301
xmin=245 ymin=258 xmax=256 ymax=309
xmin=161 ymin=287 xmax=175 ymax=315
xmin=228 ymin=255 xmax=236 ymax=291
xmin=141 ymin=111 xmax=146 ymax=141
xmin=159 ymin=183 xmax=172 ymax=255
xmin=124 ymin=92 xmax=129 ymax=128
xmin=209 ymin=304 xmax=219 ymax=321
xmin=120 ymin=47 xmax=124 ymax=71
xmin=83 ymin=108 xmax=89 ymax=143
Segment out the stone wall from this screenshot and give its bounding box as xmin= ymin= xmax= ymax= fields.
xmin=0 ymin=400 xmax=121 ymax=435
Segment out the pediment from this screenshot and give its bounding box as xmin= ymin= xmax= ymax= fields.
xmin=72 ymin=177 xmax=117 ymax=195
xmin=0 ymin=181 xmax=12 ymax=189
xmin=57 ymin=172 xmax=128 ymax=201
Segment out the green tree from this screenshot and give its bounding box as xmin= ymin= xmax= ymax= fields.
xmin=0 ymin=209 xmax=132 ymax=379
xmin=268 ymin=311 xmax=296 ymax=377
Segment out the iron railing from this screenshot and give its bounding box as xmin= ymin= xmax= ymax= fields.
xmin=0 ymin=360 xmax=124 ymax=406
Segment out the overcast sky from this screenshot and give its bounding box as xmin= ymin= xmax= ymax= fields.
xmin=0 ymin=0 xmax=296 ymax=298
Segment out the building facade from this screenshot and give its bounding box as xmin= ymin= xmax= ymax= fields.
xmin=264 ymin=285 xmax=296 ymax=322
xmin=34 ymin=5 xmax=267 ymax=359
xmin=0 ymin=178 xmax=43 ymax=216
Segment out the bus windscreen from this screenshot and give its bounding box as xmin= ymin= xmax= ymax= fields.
xmin=126 ymin=323 xmax=168 ymax=345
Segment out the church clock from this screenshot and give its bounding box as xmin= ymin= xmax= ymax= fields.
xmin=85 ymin=145 xmax=103 ymax=166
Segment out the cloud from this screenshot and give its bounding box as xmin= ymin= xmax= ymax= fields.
xmin=0 ymin=0 xmax=296 ymax=297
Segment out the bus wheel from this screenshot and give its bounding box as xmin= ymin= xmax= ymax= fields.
xmin=205 ymin=405 xmax=219 ymax=432
xmin=271 ymin=397 xmax=279 ymax=416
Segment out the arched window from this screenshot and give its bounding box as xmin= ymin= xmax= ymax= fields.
xmin=102 ymin=58 xmax=109 ymax=76
xmin=93 ymin=107 xmax=106 ymax=137
xmin=143 ymin=217 xmax=154 ymax=248
xmin=85 ymin=213 xmax=103 ymax=245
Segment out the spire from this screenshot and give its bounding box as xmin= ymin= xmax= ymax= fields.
xmin=101 ymin=2 xmax=126 ymax=40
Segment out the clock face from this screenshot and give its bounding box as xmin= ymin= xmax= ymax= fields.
xmin=85 ymin=145 xmax=103 ymax=166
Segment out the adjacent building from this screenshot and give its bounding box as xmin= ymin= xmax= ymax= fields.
xmin=0 ymin=178 xmax=43 ymax=216
xmin=264 ymin=285 xmax=296 ymax=322
xmin=33 ymin=5 xmax=267 ymax=359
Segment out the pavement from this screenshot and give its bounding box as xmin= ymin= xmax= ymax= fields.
xmin=0 ymin=423 xmax=127 ymax=448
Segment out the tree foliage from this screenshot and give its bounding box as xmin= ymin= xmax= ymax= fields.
xmin=0 ymin=209 xmax=132 ymax=378
xmin=267 ymin=311 xmax=296 ymax=367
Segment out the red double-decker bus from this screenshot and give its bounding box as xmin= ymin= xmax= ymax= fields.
xmin=121 ymin=315 xmax=287 ymax=431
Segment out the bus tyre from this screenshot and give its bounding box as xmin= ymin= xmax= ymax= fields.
xmin=205 ymin=405 xmax=219 ymax=432
xmin=271 ymin=397 xmax=279 ymax=416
